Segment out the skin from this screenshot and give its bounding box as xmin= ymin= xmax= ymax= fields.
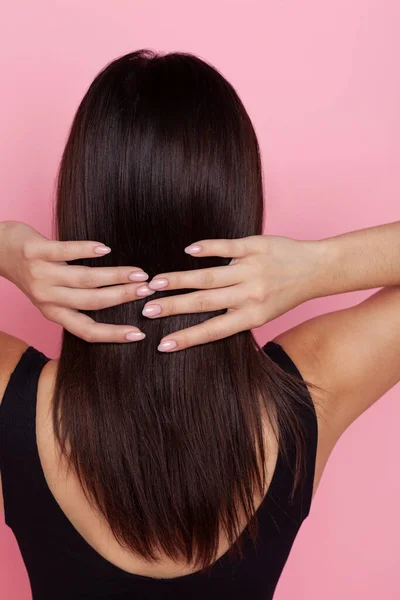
xmin=0 ymin=219 xmax=400 ymax=578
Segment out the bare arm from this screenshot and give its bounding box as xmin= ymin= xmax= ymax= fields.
xmin=312 ymin=221 xmax=400 ymax=296
xmin=273 ymin=222 xmax=400 ymax=478
xmin=275 ymin=286 xmax=400 ymax=431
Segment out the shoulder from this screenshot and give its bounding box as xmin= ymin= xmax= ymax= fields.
xmin=272 ymin=286 xmax=400 ymax=469
xmin=0 ymin=331 xmax=29 ymax=406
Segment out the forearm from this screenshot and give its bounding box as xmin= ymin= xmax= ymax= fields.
xmin=312 ymin=221 xmax=400 ymax=298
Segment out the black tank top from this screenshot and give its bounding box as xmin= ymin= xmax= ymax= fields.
xmin=0 ymin=341 xmax=318 ymax=600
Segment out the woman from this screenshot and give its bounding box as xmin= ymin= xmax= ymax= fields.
xmin=0 ymin=49 xmax=399 ymax=599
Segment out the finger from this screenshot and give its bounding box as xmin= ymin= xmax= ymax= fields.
xmin=156 ymin=311 xmax=247 ymax=352
xmin=49 ymin=282 xmax=155 ymax=310
xmin=142 ymin=286 xmax=242 ymax=319
xmin=51 ymin=264 xmax=148 ymax=288
xmin=31 ymin=239 xmax=114 ymax=262
xmin=46 ymin=307 xmax=146 ymax=343
xmin=184 ymin=236 xmax=260 ymax=258
xmin=148 ymin=263 xmax=242 ymax=291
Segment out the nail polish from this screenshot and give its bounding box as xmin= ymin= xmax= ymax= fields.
xmin=142 ymin=304 xmax=162 ymax=317
xmin=125 ymin=332 xmax=146 ymax=341
xmin=136 ymin=285 xmax=156 ymax=297
xmin=129 ymin=271 xmax=149 ymax=281
xmin=184 ymin=245 xmax=202 ymax=254
xmin=158 ymin=340 xmax=178 ymax=352
xmin=148 ymin=278 xmax=168 ymax=289
xmin=94 ymin=245 xmax=111 ymax=254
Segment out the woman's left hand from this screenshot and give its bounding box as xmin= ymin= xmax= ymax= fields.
xmin=0 ymin=221 xmax=154 ymax=343
xmin=143 ymin=235 xmax=324 ymax=352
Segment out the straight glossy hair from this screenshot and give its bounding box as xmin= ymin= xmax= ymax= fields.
xmin=54 ymin=49 xmax=317 ymax=571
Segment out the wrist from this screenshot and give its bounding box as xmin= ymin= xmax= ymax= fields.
xmin=300 ymin=237 xmax=343 ymax=300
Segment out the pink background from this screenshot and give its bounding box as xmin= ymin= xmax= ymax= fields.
xmin=1 ymin=1 xmax=400 ymax=598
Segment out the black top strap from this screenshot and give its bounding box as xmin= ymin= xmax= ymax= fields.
xmin=0 ymin=346 xmax=50 ymax=429
xmin=262 ymin=341 xmax=318 ymax=521
xmin=0 ymin=346 xmax=50 ymax=527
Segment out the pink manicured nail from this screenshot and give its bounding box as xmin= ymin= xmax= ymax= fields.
xmin=184 ymin=244 xmax=202 ymax=254
xmin=148 ymin=278 xmax=168 ymax=289
xmin=142 ymin=304 xmax=162 ymax=317
xmin=136 ymin=285 xmax=156 ymax=297
xmin=129 ymin=271 xmax=149 ymax=281
xmin=125 ymin=332 xmax=146 ymax=341
xmin=158 ymin=339 xmax=177 ymax=352
xmin=94 ymin=245 xmax=111 ymax=254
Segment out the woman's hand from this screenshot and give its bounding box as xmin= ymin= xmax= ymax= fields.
xmin=0 ymin=221 xmax=155 ymax=343
xmin=143 ymin=235 xmax=325 ymax=352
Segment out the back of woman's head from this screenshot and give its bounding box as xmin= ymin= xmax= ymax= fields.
xmin=54 ymin=49 xmax=309 ymax=570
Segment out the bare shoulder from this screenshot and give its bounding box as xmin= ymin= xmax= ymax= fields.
xmin=272 ymin=287 xmax=400 ymax=497
xmin=0 ymin=331 xmax=29 ymax=406
xmin=273 ymin=286 xmax=400 ymax=444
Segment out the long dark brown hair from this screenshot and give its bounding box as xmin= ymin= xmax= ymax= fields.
xmin=54 ymin=49 xmax=317 ymax=571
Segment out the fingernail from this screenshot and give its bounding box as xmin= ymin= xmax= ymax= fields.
xmin=129 ymin=271 xmax=149 ymax=281
xmin=184 ymin=244 xmax=202 ymax=254
xmin=94 ymin=245 xmax=111 ymax=254
xmin=158 ymin=339 xmax=177 ymax=352
xmin=126 ymin=331 xmax=146 ymax=341
xmin=142 ymin=304 xmax=162 ymax=317
xmin=148 ymin=278 xmax=168 ymax=290
xmin=136 ymin=285 xmax=156 ymax=297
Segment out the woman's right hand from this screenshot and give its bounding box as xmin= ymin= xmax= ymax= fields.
xmin=0 ymin=221 xmax=154 ymax=343
xmin=144 ymin=235 xmax=326 ymax=352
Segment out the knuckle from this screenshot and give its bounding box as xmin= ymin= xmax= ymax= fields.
xmin=24 ymin=263 xmax=41 ymax=290
xmin=236 ymin=239 xmax=249 ymax=257
xmin=30 ymin=282 xmax=46 ymax=303
xmin=249 ymin=283 xmax=266 ymax=303
xmin=28 ymin=261 xmax=43 ymax=281
xmin=241 ymin=240 xmax=249 ymax=255
xmin=168 ymin=274 xmax=178 ymax=288
xmin=60 ymin=241 xmax=71 ymax=256
xmin=202 ymin=270 xmax=215 ymax=287
xmin=163 ymin=297 xmax=174 ymax=315
xmin=205 ymin=327 xmax=219 ymax=343
xmin=41 ymin=305 xmax=60 ymax=323
xmin=82 ymin=328 xmax=94 ymax=343
xmin=174 ymin=334 xmax=186 ymax=349
xmin=118 ymin=267 xmax=129 ymax=281
xmin=81 ymin=269 xmax=95 ymax=288
xmin=196 ymin=294 xmax=212 ymax=313
xmin=22 ymin=240 xmax=36 ymax=260
xmin=120 ymin=285 xmax=134 ymax=302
